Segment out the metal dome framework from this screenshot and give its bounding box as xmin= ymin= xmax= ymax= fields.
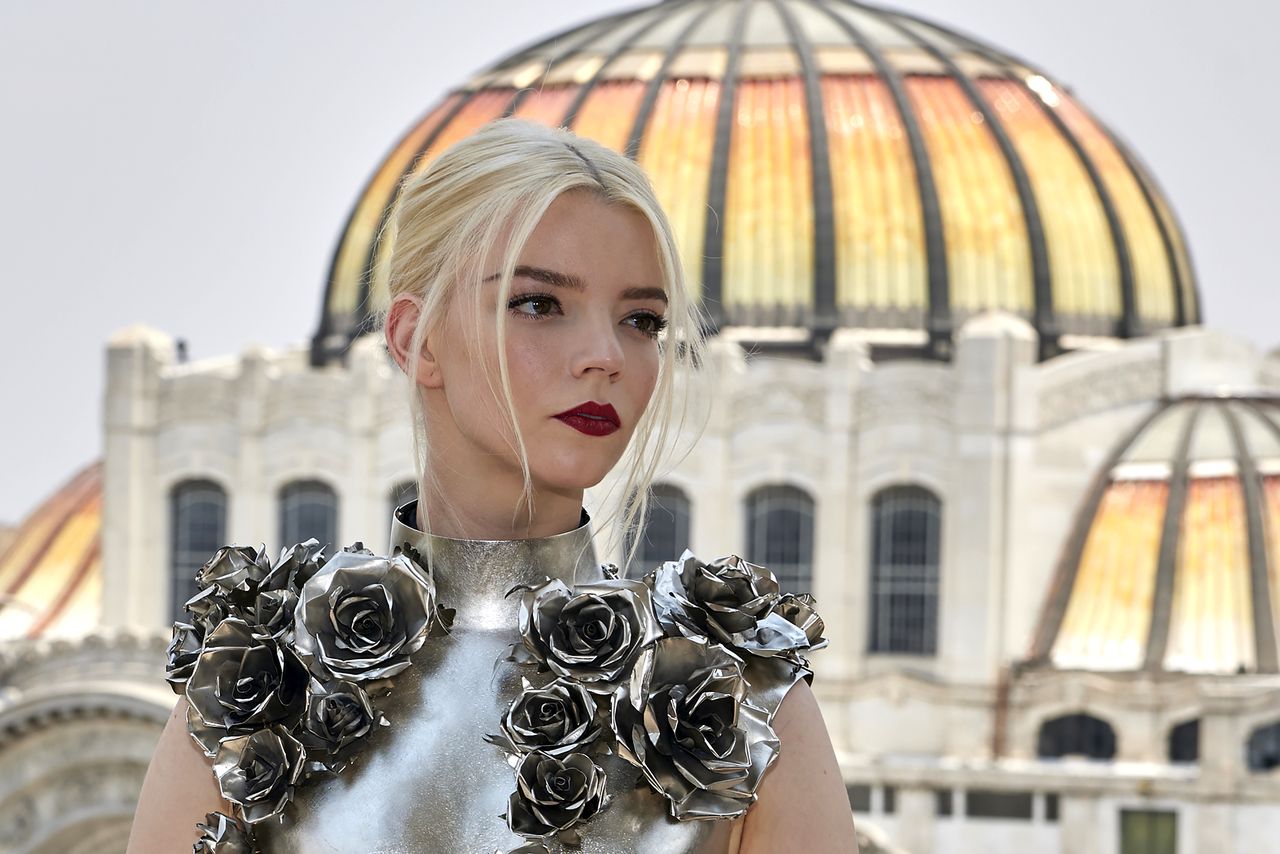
xmin=1031 ymin=397 xmax=1280 ymax=676
xmin=312 ymin=0 xmax=1199 ymax=365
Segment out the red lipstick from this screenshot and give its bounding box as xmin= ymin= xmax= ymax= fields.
xmin=553 ymin=401 xmax=621 ymax=436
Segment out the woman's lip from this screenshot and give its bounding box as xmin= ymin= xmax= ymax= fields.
xmin=553 ymin=402 xmax=620 ymax=426
xmin=554 ymin=413 xmax=621 ymax=437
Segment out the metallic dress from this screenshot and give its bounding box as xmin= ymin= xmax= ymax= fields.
xmin=173 ymin=501 xmax=826 ymax=854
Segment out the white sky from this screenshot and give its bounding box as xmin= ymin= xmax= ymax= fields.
xmin=1 ymin=0 xmax=1276 ymax=523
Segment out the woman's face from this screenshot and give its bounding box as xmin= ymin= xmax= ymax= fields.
xmin=429 ymin=189 xmax=667 ymax=499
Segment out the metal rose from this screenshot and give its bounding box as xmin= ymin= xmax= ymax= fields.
xmin=297 ymin=677 xmax=383 ymax=774
xmin=774 ymin=592 xmax=828 ymax=651
xmin=197 ymin=545 xmax=272 ymax=597
xmin=164 ymin=621 xmax=203 ymax=694
xmin=293 ymin=549 xmax=437 ymax=681
xmin=185 ymin=618 xmax=309 ymax=756
xmin=612 ymin=637 xmax=779 ymax=820
xmin=648 ymin=550 xmax=811 ymax=658
xmin=236 ymin=587 xmax=298 ymax=641
xmin=517 ymin=577 xmax=661 ymax=690
xmin=506 ymin=750 xmax=608 ymax=839
xmin=497 ymin=678 xmax=603 ymax=758
xmin=212 ymin=725 xmax=306 ymax=824
xmin=261 ymin=538 xmax=327 ymax=593
xmin=184 ymin=584 xmax=233 ymax=636
xmin=193 ymin=811 xmax=257 ymax=854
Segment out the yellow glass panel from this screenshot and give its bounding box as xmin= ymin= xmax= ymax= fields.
xmin=1165 ymin=476 xmax=1255 ymax=673
xmin=822 ymin=75 xmax=925 ymax=324
xmin=0 ymin=491 xmax=100 ymax=641
xmin=904 ymin=77 xmax=1032 ymax=316
xmin=638 ymin=77 xmax=722 ymax=301
xmin=977 ymin=79 xmax=1120 ymax=325
xmin=572 ymin=80 xmax=648 ymax=153
xmin=1262 ymin=476 xmax=1280 ymax=655
xmin=512 ymin=84 xmax=581 ymax=126
xmin=1053 ymin=480 xmax=1167 ymax=671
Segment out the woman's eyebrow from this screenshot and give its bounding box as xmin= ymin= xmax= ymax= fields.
xmin=486 ymin=266 xmax=668 ymax=304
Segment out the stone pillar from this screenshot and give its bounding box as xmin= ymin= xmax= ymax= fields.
xmin=945 ymin=314 xmax=1037 ymax=683
xmin=233 ymin=345 xmax=272 ymax=549
xmin=894 ymin=787 xmax=936 ymax=854
xmin=1059 ymin=794 xmax=1101 ymax=854
xmin=102 ymin=324 xmax=174 ymax=629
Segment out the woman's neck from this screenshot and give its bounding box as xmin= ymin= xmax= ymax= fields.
xmin=417 ymin=484 xmax=586 ymax=540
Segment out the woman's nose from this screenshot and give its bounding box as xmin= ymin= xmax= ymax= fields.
xmin=570 ymin=314 xmax=624 ymax=378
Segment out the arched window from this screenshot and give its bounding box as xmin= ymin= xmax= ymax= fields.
xmin=626 ymin=484 xmax=691 ymax=570
xmin=389 ymin=479 xmax=418 ymax=522
xmin=279 ymin=480 xmax=338 ymax=550
xmin=170 ymin=479 xmax=227 ymax=620
xmin=1169 ymin=719 xmax=1199 ymax=764
xmin=745 ymin=485 xmax=814 ymax=594
xmin=1247 ymin=721 xmax=1280 ymax=772
xmin=868 ymin=485 xmax=941 ymax=655
xmin=1037 ymin=713 xmax=1116 ymax=760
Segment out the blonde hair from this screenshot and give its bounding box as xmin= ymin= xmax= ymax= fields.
xmin=375 ymin=118 xmax=710 ymax=573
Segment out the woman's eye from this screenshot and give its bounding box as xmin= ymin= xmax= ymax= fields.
xmin=626 ymin=312 xmax=669 ymax=339
xmin=508 ymin=294 xmax=561 ymax=317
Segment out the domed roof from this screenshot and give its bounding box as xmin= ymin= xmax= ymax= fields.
xmin=1030 ymin=398 xmax=1280 ymax=675
xmin=0 ymin=462 xmax=102 ymax=641
xmin=312 ymin=0 xmax=1198 ymax=365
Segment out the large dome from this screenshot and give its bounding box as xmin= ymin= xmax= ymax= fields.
xmin=312 ymin=0 xmax=1199 ymax=364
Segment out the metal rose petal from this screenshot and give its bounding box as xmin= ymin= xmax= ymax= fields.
xmin=197 ymin=545 xmax=272 ymax=596
xmin=262 ymin=538 xmax=327 ymax=593
xmin=213 ymin=725 xmax=306 ymax=824
xmin=611 ymin=637 xmax=778 ymax=821
xmin=164 ymin=621 xmax=203 ymax=694
xmin=500 ymin=678 xmax=602 ymax=758
xmin=293 ymin=549 xmax=437 ymax=682
xmin=193 ymin=811 xmax=257 ymax=854
xmin=184 ymin=618 xmax=309 ymax=757
xmin=506 ymin=750 xmax=607 ymax=839
xmin=517 ymin=577 xmax=661 ymax=690
xmin=184 ymin=584 xmax=233 ymax=636
xmin=774 ymin=593 xmax=828 ymax=651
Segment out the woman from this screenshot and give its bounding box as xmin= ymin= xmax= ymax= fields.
xmin=128 ymin=119 xmax=855 ymax=853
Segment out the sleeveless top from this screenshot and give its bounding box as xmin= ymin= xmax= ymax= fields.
xmin=169 ymin=501 xmax=826 ymax=854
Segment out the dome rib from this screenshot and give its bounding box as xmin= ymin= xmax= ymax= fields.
xmin=1224 ymin=404 xmax=1279 ymax=672
xmin=1143 ymin=403 xmax=1201 ymax=671
xmin=771 ymin=0 xmax=838 ymax=334
xmin=700 ymin=0 xmax=756 ymax=332
xmin=805 ymin=0 xmax=949 ymax=355
xmin=624 ymin=0 xmax=723 ymax=159
xmin=869 ymin=3 xmax=1055 ymax=358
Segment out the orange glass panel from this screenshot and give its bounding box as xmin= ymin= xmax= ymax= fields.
xmin=572 ymin=80 xmax=648 ymax=153
xmin=327 ymin=94 xmax=462 ymax=324
xmin=638 ymin=77 xmax=722 ymax=300
xmin=1054 ymin=93 xmax=1177 ymax=328
xmin=1261 ymin=476 xmax=1280 ymax=650
xmin=722 ymin=77 xmax=814 ymax=322
xmin=821 ymin=75 xmax=925 ymax=326
xmin=512 ymin=84 xmax=581 ymax=127
xmin=1053 ymin=480 xmax=1167 ymax=670
xmin=1165 ymin=476 xmax=1255 ymax=673
xmin=366 ymin=89 xmax=515 ymax=310
xmin=904 ymin=77 xmax=1032 ymax=317
xmin=977 ymin=80 xmax=1120 ymax=326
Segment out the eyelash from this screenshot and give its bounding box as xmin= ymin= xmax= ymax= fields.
xmin=507 ymin=292 xmax=669 ymax=340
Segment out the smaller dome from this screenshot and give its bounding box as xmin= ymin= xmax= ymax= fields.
xmin=1030 ymin=398 xmax=1280 ymax=675
xmin=0 ymin=462 xmax=102 ymax=641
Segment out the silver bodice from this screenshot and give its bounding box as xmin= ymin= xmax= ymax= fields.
xmin=254 ymin=503 xmax=803 ymax=854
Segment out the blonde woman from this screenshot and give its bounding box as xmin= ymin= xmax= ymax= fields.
xmin=128 ymin=118 xmax=856 ymax=853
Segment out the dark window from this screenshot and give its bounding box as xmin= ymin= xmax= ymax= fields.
xmin=1045 ymin=793 xmax=1060 ymax=822
xmin=170 ymin=480 xmax=227 ymax=620
xmin=1120 ymin=809 xmax=1177 ymax=854
xmin=389 ymin=479 xmax=418 ymax=522
xmin=882 ymin=785 xmax=896 ymax=814
xmin=1247 ymin=721 xmax=1280 ymax=772
xmin=846 ymin=784 xmax=871 ymax=812
xmin=1168 ymin=719 xmax=1199 ymax=764
xmin=966 ymin=789 xmax=1034 ymax=821
xmin=935 ymin=789 xmax=953 ymax=817
xmin=627 ymin=484 xmax=691 ymax=570
xmin=279 ymin=480 xmax=338 ymax=550
xmin=1037 ymin=713 xmax=1117 ymax=760
xmin=868 ymin=485 xmax=941 ymax=654
xmin=745 ymin=485 xmax=814 ymax=593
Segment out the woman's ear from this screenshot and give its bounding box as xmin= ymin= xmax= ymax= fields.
xmin=385 ymin=294 xmax=444 ymax=389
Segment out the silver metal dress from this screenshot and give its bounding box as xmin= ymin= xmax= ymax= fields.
xmin=189 ymin=503 xmax=813 ymax=854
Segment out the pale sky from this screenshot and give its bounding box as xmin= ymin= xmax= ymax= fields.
xmin=1 ymin=0 xmax=1276 ymax=523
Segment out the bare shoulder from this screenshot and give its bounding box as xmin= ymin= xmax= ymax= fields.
xmin=126 ymin=697 xmax=231 ymax=854
xmin=739 ymin=680 xmax=858 ymax=854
